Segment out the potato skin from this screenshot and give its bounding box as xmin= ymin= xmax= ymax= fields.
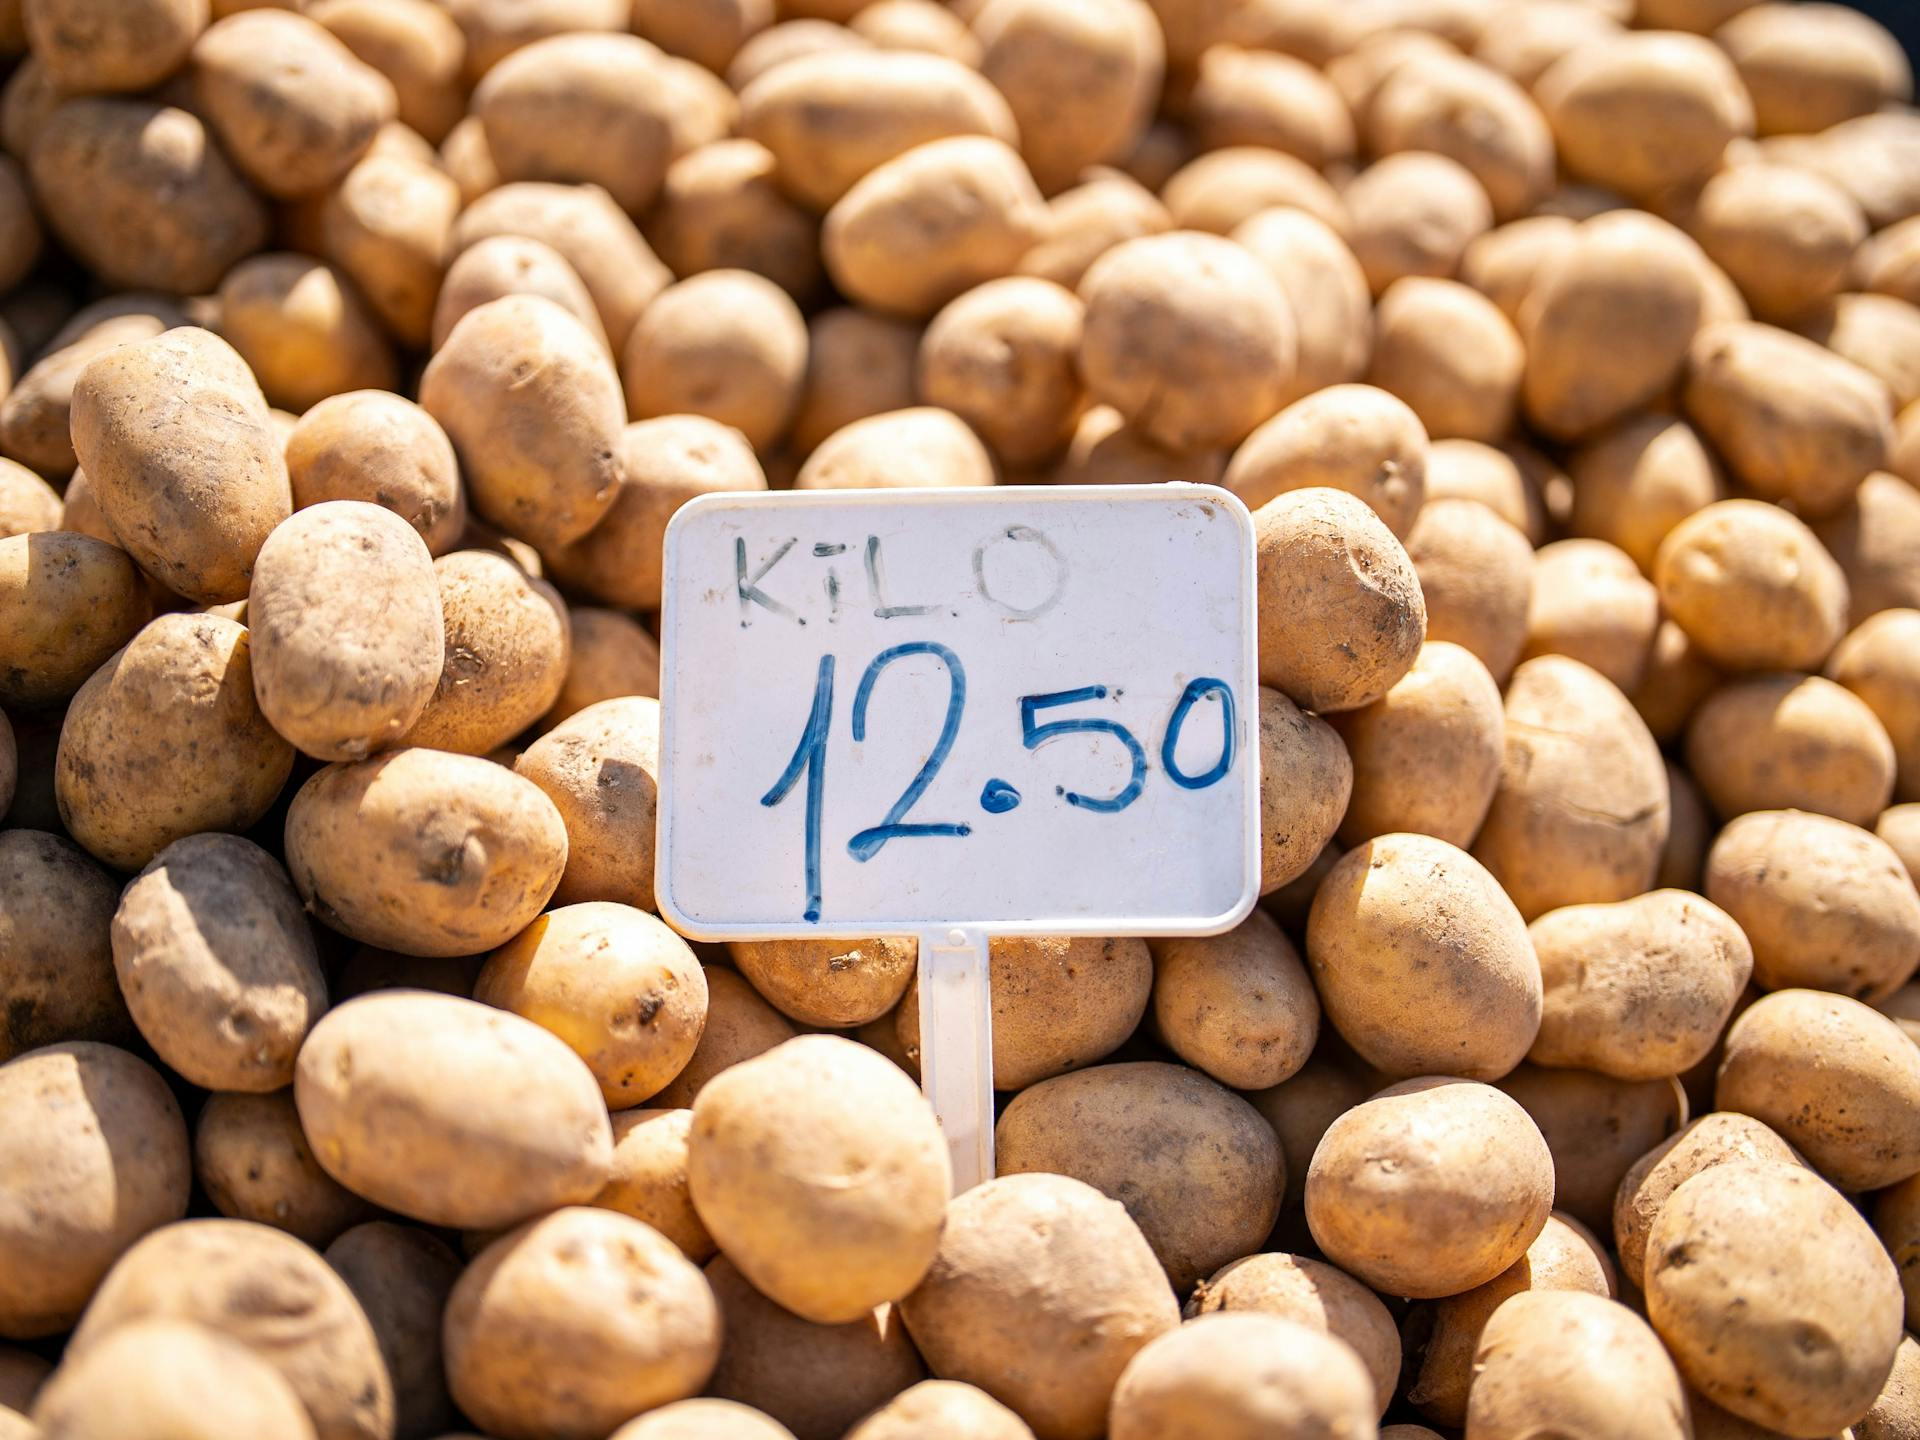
xmin=445 ymin=1208 xmax=721 ymax=1440
xmin=899 ymin=1172 xmax=1178 ymax=1440
xmin=794 ymin=406 xmax=994 ymax=490
xmin=1569 ymin=414 xmax=1727 ymax=576
xmin=70 ymin=326 xmax=291 ymax=605
xmin=433 ymin=234 xmax=609 ymax=354
xmin=1366 ymin=277 xmax=1524 ymax=444
xmin=0 ymin=531 xmax=151 ymax=708
xmin=0 ymin=831 xmax=131 ymax=1063
xmin=1613 ymin=1112 xmax=1801 ymax=1292
xmin=645 ymin=139 xmax=823 ymax=304
xmin=0 ymin=459 xmax=57 ymax=539
xmin=1468 ymin=1291 xmax=1689 ymax=1440
xmin=0 ymin=1043 xmax=190 ymax=1339
xmin=420 ymin=295 xmax=626 ymax=549
xmin=728 ymin=935 xmax=916 ymax=1030
xmin=1403 ymin=497 xmax=1533 ymax=684
xmin=1305 ymin=1077 xmax=1554 ymax=1300
xmin=284 ymin=748 xmax=567 ymax=957
xmin=1149 ymin=909 xmax=1318 ymax=1091
xmin=249 ymin=501 xmax=444 ymax=762
xmin=112 ymin=834 xmax=324 ymax=1093
xmin=1655 ymin=499 xmax=1849 ymax=673
xmin=1308 ymin=833 xmax=1540 ymax=1082
xmin=918 ymin=277 xmax=1083 ymax=470
xmin=1829 ymin=608 xmax=1920 ymax=802
xmin=688 ymin=1035 xmax=949 ymax=1324
xmin=1500 ymin=1064 xmax=1680 ymax=1233
xmin=216 ymin=253 xmax=397 ymax=412
xmin=652 ymin=967 xmax=797 ymax=1109
xmin=194 ymin=1090 xmax=371 ymax=1248
xmin=1647 ymin=1161 xmax=1903 ymax=1436
xmin=514 ymin=696 xmax=661 ymax=912
xmin=614 ymin=1399 xmax=799 ymax=1440
xmin=57 ymin=613 xmax=294 ymax=872
xmin=1256 ymin=686 xmax=1352 ymax=893
xmin=1366 ymin=51 xmax=1553 ymax=222
xmin=295 ymin=991 xmax=614 ymax=1229
xmin=1225 ymin=384 xmax=1426 ymax=537
xmin=593 ymin=1109 xmax=714 ymax=1264
xmin=1815 ymin=470 xmax=1920 ymax=626
xmin=285 ymin=390 xmax=464 ymax=556
xmin=324 ymin=1221 xmax=462 ymax=1440
xmin=844 ymin=1380 xmax=1034 ymax=1440
xmin=1686 ymin=673 xmax=1896 ymax=828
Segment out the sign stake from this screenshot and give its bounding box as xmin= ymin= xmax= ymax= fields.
xmin=917 ymin=926 xmax=995 ymax=1193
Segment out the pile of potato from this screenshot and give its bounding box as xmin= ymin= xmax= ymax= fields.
xmin=2 ymin=0 xmax=1920 ymax=1436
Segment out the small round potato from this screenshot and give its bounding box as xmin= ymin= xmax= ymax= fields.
xmin=1188 ymin=44 xmax=1353 ymax=169
xmin=1160 ymin=146 xmax=1344 ymax=240
xmin=420 ymin=295 xmax=626 ymax=550
xmin=1568 ymin=414 xmax=1727 ymax=575
xmin=1474 ymin=655 xmax=1670 ymax=920
xmin=1224 ymin=384 xmax=1426 ymax=536
xmin=1254 ymin=487 xmax=1426 ymax=714
xmin=514 ymin=696 xmax=661 ymax=911
xmin=917 ymin=277 xmax=1083 ymax=469
xmin=67 ymin=1217 xmax=392 ymax=1440
xmin=112 ymin=834 xmax=325 ymax=1093
xmin=1331 ymin=641 xmax=1504 ymax=848
xmin=295 ymin=991 xmax=614 ymax=1228
xmin=995 ymin=1062 xmax=1284 ymax=1294
xmin=1424 ymin=438 xmax=1551 ymax=544
xmin=1149 ymin=909 xmax=1318 ymax=1092
xmin=1366 ymin=277 xmax=1525 ymax=443
xmin=1306 ymin=1077 xmax=1555 ymax=1300
xmin=1308 ymin=833 xmax=1540 ymax=1082
xmin=894 ymin=935 xmax=1152 ymax=1092
xmin=1529 ymin=890 xmax=1752 ymax=1079
xmin=614 ymin=1399 xmax=798 ymax=1440
xmin=1468 ymin=1291 xmax=1690 ymax=1440
xmin=728 ymin=936 xmax=916 ymax=1030
xmin=0 ymin=1043 xmax=190 ymax=1339
xmin=475 ymin=902 xmax=707 ymax=1108
xmin=1647 ymin=1161 xmax=1903 ymax=1435
xmin=593 ymin=1109 xmax=714 ymax=1263
xmin=1108 ymin=1312 xmax=1376 ymax=1440
xmin=402 ymin=550 xmax=568 ymax=755
xmin=1687 ymin=673 xmax=1896 ymax=828
xmin=1077 ymin=231 xmax=1296 ymax=454
xmin=898 ymin=1173 xmax=1178 ymax=1440
xmin=284 ymin=748 xmax=567 ymax=955
xmin=445 ymin=1208 xmax=721 ymax=1440
xmin=1365 ymin=51 xmax=1554 ymax=221
xmin=70 ymin=326 xmax=291 ymax=605
xmin=285 ymin=391 xmax=466 ymax=556
xmin=324 ymin=1222 xmax=462 ymax=1440
xmin=687 ymin=1035 xmax=949 ymax=1323
xmin=1051 ymin=406 xmax=1226 ymax=488
xmin=1256 ymin=686 xmax=1352 ymax=893
xmin=29 ymin=1319 xmax=319 ymax=1440
xmin=1229 ymin=207 xmax=1370 ymax=404
xmin=0 ymin=831 xmax=129 ymax=1062
xmin=644 ymin=139 xmax=823 ymax=303
xmin=822 ymin=137 xmax=1045 ymax=320
xmin=1343 ymin=151 xmax=1493 ymax=297
xmin=194 ymin=1090 xmax=371 ymax=1248
xmin=249 ymin=501 xmax=445 ymax=762
xmin=1717 ymin=3 xmax=1911 ymax=137
xmin=843 ymin=1381 xmax=1034 ymax=1440
xmin=0 ymin=531 xmax=150 ymax=708
xmin=57 ymin=613 xmax=294 ymax=872
xmin=1655 ymin=499 xmax=1849 ymax=672
xmin=1613 ymin=1112 xmax=1802 ymax=1292
xmin=1830 ymin=609 xmax=1920 ymax=801
xmin=310 ymin=0 xmax=465 ymax=143
xmin=1402 ymin=497 xmax=1533 ymax=684
xmin=432 ymin=234 xmax=608 ymax=354
xmin=1522 ymin=538 xmax=1661 ymax=692
xmin=794 ymin=406 xmax=995 ymax=490
xmin=704 ymin=1255 xmax=924 ymax=1440
xmin=216 ymin=253 xmax=397 ymax=412
xmin=651 ymin=967 xmax=797 ymax=1109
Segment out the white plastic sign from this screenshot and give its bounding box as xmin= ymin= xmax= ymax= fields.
xmin=655 ymin=485 xmax=1259 ymax=1186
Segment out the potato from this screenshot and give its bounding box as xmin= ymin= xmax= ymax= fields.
xmin=28 ymin=99 xmax=268 ymax=294
xmin=1365 ymin=52 xmax=1554 ymax=221
xmin=1185 ymin=1253 xmax=1399 ymax=1418
xmin=916 ymin=277 xmax=1081 ymax=469
xmin=1875 ymin=1167 xmax=1920 ymax=1331
xmin=193 ymin=1090 xmax=370 ymax=1248
xmin=893 ymin=935 xmax=1150 ymax=1091
xmin=1803 ymin=293 xmax=1920 ymax=415
xmin=1860 ymin=1334 xmax=1920 ymax=1440
xmin=1159 ymin=147 xmax=1345 ymax=238
xmin=1684 ymin=322 xmax=1894 ymax=518
xmin=848 ymin=0 xmax=977 ymax=61
xmin=1246 ymin=1050 xmax=1373 ymax=1218
xmin=319 ymin=151 xmax=462 ymax=350
xmin=1049 ymin=406 xmax=1224 ymax=488
xmin=1344 ymin=151 xmax=1492 ymax=298
xmin=844 ymin=1381 xmax=1033 ymax=1440
xmin=1148 ymin=910 xmax=1317 ymax=1092
xmin=402 ymin=550 xmax=568 ymax=755
xmin=1881 ymin=802 xmax=1920 ymax=885
xmin=56 ymin=613 xmax=292 ymax=871
xmin=725 ymin=936 xmax=914 ymax=1031
xmin=1718 ymin=3 xmax=1910 ymax=138
xmin=1503 ymin=1064 xmax=1681 ymax=1231
xmin=433 ymin=235 xmax=607 ymax=354
xmin=215 ymin=254 xmax=396 ymax=411
xmin=1246 ymin=694 xmax=1349 ymax=897
xmin=791 ymin=308 xmax=921 ymax=456
xmin=626 ymin=0 xmax=770 ymax=71
xmin=1537 ymin=32 xmax=1752 ymax=199
xmin=325 ymin=1222 xmax=461 ymax=1440
xmin=513 ymin=696 xmax=662 ymax=912
xmin=740 ymin=49 xmax=1016 ymax=212
xmin=445 ymin=0 xmax=627 ymax=83
xmin=111 ymin=833 xmax=323 ymax=1093
xmin=1224 ymin=385 xmax=1425 ymax=537
xmin=285 ymin=391 xmax=465 ymax=557
xmin=1688 ymin=673 xmax=1895 ymax=828
xmin=688 ymin=1035 xmax=948 ymax=1323
xmin=1401 ymin=1213 xmax=1613 ymax=1428
xmin=0 ymin=831 xmax=133 ymax=1065
xmin=621 ymin=271 xmax=806 ymax=453
xmin=1614 ymin=1111 xmax=1801 ymax=1292
xmin=1189 ymin=43 xmax=1351 ymax=167
xmin=652 ymin=967 xmax=797 ymax=1108
xmin=445 ymin=1208 xmax=720 ymax=1440
xmin=0 ymin=460 xmax=54 ymax=539
xmin=23 ymin=0 xmax=205 ymax=92
xmin=1475 ymin=0 xmax=1621 ymax=88
xmin=1403 ymin=497 xmax=1532 ymax=684
xmin=1685 ymin=164 xmax=1865 ymax=325
xmin=995 ymin=1062 xmax=1282 ymax=1293
xmin=192 ymin=11 xmax=394 ymax=198
xmin=795 ymin=406 xmax=995 ymax=490
xmin=1522 ymin=538 xmax=1660 ymax=692
xmin=726 ymin=16 xmax=868 ymax=89
xmin=1520 ymin=212 xmax=1705 ymax=441
xmin=1108 ymin=1312 xmax=1374 ymax=1440
xmin=1366 ymin=277 xmax=1524 ymax=443
xmin=0 ymin=710 xmax=11 ymax=823
xmin=1649 ymin=1160 xmax=1902 ymax=1434
xmin=899 ymin=1172 xmax=1178 ymax=1440
xmin=248 ymin=501 xmax=443 ymax=761
xmin=1422 ymin=438 xmax=1550 ymax=544
xmin=1076 ymin=231 xmax=1294 ymax=453
xmin=0 ymin=532 xmax=150 ymax=709
xmin=475 ymin=902 xmax=705 ymax=1108
xmin=1229 ymin=207 xmax=1370 ymax=404
xmin=1815 ymin=470 xmax=1920 ymax=625
xmin=645 ymin=140 xmax=823 ymax=304
xmin=1832 ymin=610 xmax=1920 ymax=801
xmin=30 ymin=1319 xmax=318 ymax=1440
xmin=704 ymin=1256 xmax=922 ymax=1440
xmin=450 ymin=182 xmax=671 ymax=352
xmin=593 ymin=1109 xmax=713 ymax=1263
xmin=1662 ymin=757 xmax=1717 ymax=889
xmin=1475 ymin=655 xmax=1668 ymax=919
xmin=1567 ymin=414 xmax=1725 ymax=575
xmin=0 ymin=1044 xmax=189 ymax=1339
xmin=0 ymin=309 xmax=172 ymax=480
xmin=1307 ymin=1077 xmax=1553 ymax=1299
xmin=309 ymin=0 xmax=464 ymax=143
xmin=294 ymin=990 xmax=612 ymax=1228
xmin=1469 ymin=1290 xmax=1688 ymax=1439
xmin=1461 ymin=214 xmax=1577 ymax=325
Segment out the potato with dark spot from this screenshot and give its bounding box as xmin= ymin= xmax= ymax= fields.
xmin=1149 ymin=909 xmax=1318 ymax=1092
xmin=1687 ymin=673 xmax=1896 ymax=828
xmin=652 ymin=967 xmax=797 ymax=1109
xmin=285 ymin=391 xmax=466 ymax=557
xmin=728 ymin=936 xmax=916 ymax=1031
xmin=193 ymin=1090 xmax=372 ymax=1248
xmin=325 ymin=1221 xmax=462 ymax=1440
xmin=0 ymin=532 xmax=151 ymax=709
xmin=515 ymin=696 xmax=661 ymax=912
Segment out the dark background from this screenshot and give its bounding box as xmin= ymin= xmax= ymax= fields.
xmin=1849 ymin=0 xmax=1918 ymax=59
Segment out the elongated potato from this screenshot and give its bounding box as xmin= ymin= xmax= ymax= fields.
xmin=1469 ymin=1291 xmax=1689 ymax=1440
xmin=1718 ymin=2 xmax=1911 ymax=137
xmin=1403 ymin=497 xmax=1532 ymax=684
xmin=310 ymin=0 xmax=464 ymax=143
xmin=1815 ymin=469 xmax=1920 ymax=625
xmin=194 ymin=1090 xmax=371 ymax=1248
xmin=1829 ymin=609 xmax=1920 ymax=801
xmin=1257 ymin=686 xmax=1352 ymax=893
xmin=1655 ymin=500 xmax=1849 ymax=672
xmin=1229 ymin=207 xmax=1370 ymax=404
xmin=295 ymin=991 xmax=614 ymax=1228
xmin=593 ymin=1109 xmax=714 ymax=1263
xmin=320 ymin=150 xmax=461 ymax=349
xmin=324 ymin=1222 xmax=462 ymax=1440
xmin=1149 ymin=909 xmax=1318 ymax=1092
xmin=1224 ymin=384 xmax=1426 ymax=537
xmin=514 ymin=696 xmax=661 ymax=912
xmin=69 ymin=326 xmax=290 ymax=605
xmin=1613 ymin=1112 xmax=1802 ymax=1291
xmin=1687 ymin=672 xmax=1896 ymax=828
xmin=0 ymin=831 xmax=130 ymax=1062
xmin=0 ymin=531 xmax=150 ymax=708
xmin=728 ymin=936 xmax=916 ymax=1030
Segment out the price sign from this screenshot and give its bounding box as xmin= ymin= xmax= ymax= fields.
xmin=655 ymin=485 xmax=1259 ymax=1186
